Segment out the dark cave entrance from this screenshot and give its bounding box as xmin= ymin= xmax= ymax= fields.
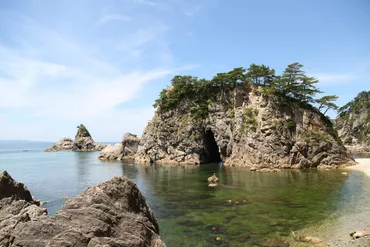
xmin=202 ymin=129 xmax=222 ymax=163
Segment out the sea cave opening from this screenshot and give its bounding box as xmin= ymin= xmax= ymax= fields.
xmin=202 ymin=129 xmax=222 ymax=163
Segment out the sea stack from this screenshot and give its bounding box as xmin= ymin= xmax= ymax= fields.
xmin=134 ymin=66 xmax=355 ymax=169
xmin=45 ymin=124 xmax=106 ymax=152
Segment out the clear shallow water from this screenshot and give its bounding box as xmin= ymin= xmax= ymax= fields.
xmin=1 ymin=141 xmax=369 ymax=247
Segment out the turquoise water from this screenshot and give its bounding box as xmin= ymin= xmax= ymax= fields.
xmin=1 ymin=141 xmax=369 ymax=246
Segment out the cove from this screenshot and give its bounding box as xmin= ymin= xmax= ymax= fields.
xmin=1 ymin=147 xmax=369 ymax=246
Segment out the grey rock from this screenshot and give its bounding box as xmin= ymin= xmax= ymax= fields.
xmin=45 ymin=124 xmax=106 ymax=152
xmin=0 ymin=171 xmax=166 ymax=247
xmin=45 ymin=137 xmax=74 ymax=152
xmin=135 ymin=85 xmax=354 ymax=169
xmin=99 ymin=133 xmax=140 ymax=161
xmin=334 ymin=91 xmax=370 ymax=152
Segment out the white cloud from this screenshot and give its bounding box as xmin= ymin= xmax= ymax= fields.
xmin=0 ymin=44 xmax=173 ymax=118
xmin=96 ymin=14 xmax=131 ymax=26
xmin=315 ymin=73 xmax=354 ymax=84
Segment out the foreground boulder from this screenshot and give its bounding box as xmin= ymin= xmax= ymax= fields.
xmin=334 ymin=91 xmax=370 ymax=152
xmin=0 ymin=171 xmax=35 ymax=202
xmin=0 ymin=171 xmax=166 ymax=247
xmin=46 ymin=124 xmax=106 ymax=152
xmin=99 ymin=133 xmax=140 ymax=160
xmin=135 ymin=81 xmax=354 ymax=169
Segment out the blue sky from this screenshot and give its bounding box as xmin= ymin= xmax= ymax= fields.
xmin=0 ymin=0 xmax=369 ymax=141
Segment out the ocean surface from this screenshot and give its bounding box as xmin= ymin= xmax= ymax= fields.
xmin=1 ymin=141 xmax=370 ymax=247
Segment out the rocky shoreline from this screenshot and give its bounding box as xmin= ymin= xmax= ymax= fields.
xmin=0 ymin=171 xmax=166 ymax=247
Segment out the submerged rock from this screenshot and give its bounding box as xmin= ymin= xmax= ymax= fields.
xmin=135 ymin=84 xmax=354 ymax=169
xmin=99 ymin=133 xmax=141 ymax=160
xmin=45 ymin=124 xmax=106 ymax=152
xmin=0 ymin=171 xmax=166 ymax=247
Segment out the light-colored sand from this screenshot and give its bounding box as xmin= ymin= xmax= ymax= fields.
xmin=345 ymin=158 xmax=370 ymax=177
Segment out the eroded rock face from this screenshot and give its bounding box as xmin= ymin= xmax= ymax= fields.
xmin=99 ymin=133 xmax=140 ymax=161
xmin=45 ymin=124 xmax=106 ymax=152
xmin=0 ymin=171 xmax=166 ymax=247
xmin=334 ymin=91 xmax=370 ymax=152
xmin=135 ymin=86 xmax=354 ymax=169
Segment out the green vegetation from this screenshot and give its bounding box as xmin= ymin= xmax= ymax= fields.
xmin=338 ymin=91 xmax=370 ymax=143
xmin=304 ymin=130 xmax=330 ymax=143
xmin=338 ymin=91 xmax=370 ymax=118
xmin=153 ymin=63 xmax=338 ymax=122
xmin=315 ymin=95 xmax=338 ymax=115
xmin=242 ymin=108 xmax=258 ymax=133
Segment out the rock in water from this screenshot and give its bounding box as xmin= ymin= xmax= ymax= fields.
xmin=135 ymin=83 xmax=354 ymax=169
xmin=334 ymin=91 xmax=370 ymax=153
xmin=207 ymin=173 xmax=219 ymax=183
xmin=44 ymin=137 xmax=73 ymax=152
xmin=99 ymin=133 xmax=140 ymax=160
xmin=0 ymin=171 xmax=166 ymax=247
xmin=45 ymin=124 xmax=106 ymax=152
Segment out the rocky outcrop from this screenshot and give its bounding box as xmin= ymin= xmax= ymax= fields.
xmin=0 ymin=171 xmax=166 ymax=247
xmin=99 ymin=133 xmax=140 ymax=160
xmin=135 ymin=85 xmax=354 ymax=169
xmin=334 ymin=91 xmax=370 ymax=152
xmin=45 ymin=137 xmax=74 ymax=152
xmin=45 ymin=124 xmax=106 ymax=152
xmin=0 ymin=171 xmax=35 ymax=202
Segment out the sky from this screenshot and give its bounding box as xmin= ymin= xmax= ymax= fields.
xmin=0 ymin=0 xmax=369 ymax=141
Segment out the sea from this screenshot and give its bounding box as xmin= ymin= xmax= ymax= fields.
xmin=1 ymin=140 xmax=370 ymax=247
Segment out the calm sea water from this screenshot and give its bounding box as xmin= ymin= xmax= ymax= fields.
xmin=1 ymin=141 xmax=369 ymax=247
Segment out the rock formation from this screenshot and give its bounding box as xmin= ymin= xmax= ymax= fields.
xmin=334 ymin=91 xmax=370 ymax=153
xmin=99 ymin=133 xmax=140 ymax=160
xmin=45 ymin=124 xmax=106 ymax=152
xmin=0 ymin=170 xmax=166 ymax=247
xmin=135 ymin=83 xmax=354 ymax=169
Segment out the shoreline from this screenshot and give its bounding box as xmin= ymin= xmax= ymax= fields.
xmin=345 ymin=158 xmax=370 ymax=177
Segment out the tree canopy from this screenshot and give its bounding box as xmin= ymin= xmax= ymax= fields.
xmin=153 ymin=62 xmax=338 ymax=119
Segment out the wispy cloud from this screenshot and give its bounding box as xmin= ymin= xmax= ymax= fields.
xmin=315 ymin=73 xmax=354 ymax=84
xmin=185 ymin=4 xmax=203 ymax=16
xmin=96 ymin=14 xmax=131 ymax=26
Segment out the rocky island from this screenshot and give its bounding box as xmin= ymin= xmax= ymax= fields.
xmin=0 ymin=170 xmax=165 ymax=247
xmin=334 ymin=91 xmax=370 ymax=154
xmin=45 ymin=124 xmax=106 ymax=152
xmin=131 ymin=63 xmax=354 ymax=169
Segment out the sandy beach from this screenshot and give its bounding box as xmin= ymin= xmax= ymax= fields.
xmin=345 ymin=158 xmax=370 ymax=177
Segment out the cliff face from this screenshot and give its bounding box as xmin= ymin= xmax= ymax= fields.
xmin=0 ymin=171 xmax=165 ymax=247
xmin=45 ymin=124 xmax=106 ymax=152
xmin=135 ymin=86 xmax=354 ymax=169
xmin=334 ymin=91 xmax=370 ymax=149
